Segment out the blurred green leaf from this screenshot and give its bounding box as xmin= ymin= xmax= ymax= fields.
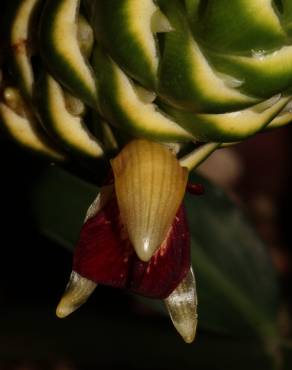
xmin=185 ymin=173 xmax=279 ymax=339
xmin=29 ymin=165 xmax=98 ymax=250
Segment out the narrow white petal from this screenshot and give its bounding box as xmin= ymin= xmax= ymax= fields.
xmin=165 ymin=268 xmax=198 ymax=343
xmin=56 ymin=271 xmax=97 ymax=318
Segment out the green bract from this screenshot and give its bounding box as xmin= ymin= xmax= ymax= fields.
xmin=1 ymin=0 xmax=292 ymax=162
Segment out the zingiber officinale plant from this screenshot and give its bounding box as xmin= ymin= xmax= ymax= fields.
xmin=0 ymin=0 xmax=291 ymax=344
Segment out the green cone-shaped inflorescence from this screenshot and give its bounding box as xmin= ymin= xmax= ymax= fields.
xmin=0 ymin=0 xmax=292 ymax=168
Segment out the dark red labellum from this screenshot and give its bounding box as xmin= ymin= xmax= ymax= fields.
xmin=73 ymin=193 xmax=190 ymax=299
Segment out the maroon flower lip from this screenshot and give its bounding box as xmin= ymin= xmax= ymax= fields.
xmin=73 ymin=189 xmax=191 ymax=299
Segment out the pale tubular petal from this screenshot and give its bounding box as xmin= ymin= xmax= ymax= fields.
xmin=56 ymin=271 xmax=97 ymax=319
xmin=63 ymin=90 xmax=86 ymax=117
xmin=165 ymin=268 xmax=198 ymax=344
xmin=84 ymin=185 xmax=114 ymax=222
xmin=42 ymin=74 xmax=104 ymax=159
xmin=77 ymin=15 xmax=94 ymax=59
xmin=111 ymin=139 xmax=188 ymax=262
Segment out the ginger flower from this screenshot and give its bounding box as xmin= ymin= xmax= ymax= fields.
xmin=56 ymin=139 xmax=200 ymax=343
